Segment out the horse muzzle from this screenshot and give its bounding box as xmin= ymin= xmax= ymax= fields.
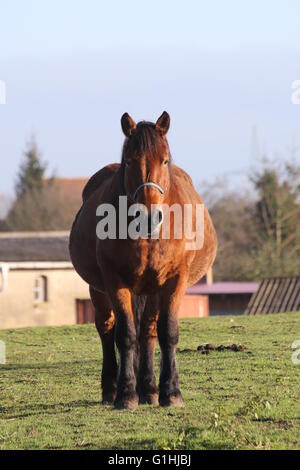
xmin=147 ymin=207 xmax=164 ymax=236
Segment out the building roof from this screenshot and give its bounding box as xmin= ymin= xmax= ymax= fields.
xmin=0 ymin=232 xmax=70 ymax=262
xmin=187 ymin=282 xmax=259 ymax=295
xmin=45 ymin=178 xmax=88 ymax=203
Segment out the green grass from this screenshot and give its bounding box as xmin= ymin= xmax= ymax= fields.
xmin=0 ymin=313 xmax=299 ymax=450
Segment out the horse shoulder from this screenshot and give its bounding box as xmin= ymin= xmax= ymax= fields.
xmin=82 ymin=163 xmax=120 ymax=202
xmin=172 ymin=165 xmax=204 ymax=204
xmin=172 ymin=165 xmax=194 ymax=186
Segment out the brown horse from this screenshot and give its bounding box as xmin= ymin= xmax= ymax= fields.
xmin=69 ymin=112 xmax=217 ymax=410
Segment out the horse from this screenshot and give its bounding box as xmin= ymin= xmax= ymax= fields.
xmin=69 ymin=112 xmax=217 ymax=410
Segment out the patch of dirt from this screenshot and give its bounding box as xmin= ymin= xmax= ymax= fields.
xmin=254 ymin=418 xmax=292 ymax=430
xmin=197 ymin=343 xmax=246 ymax=354
xmin=229 ymin=325 xmax=246 ymax=331
xmin=176 ymin=344 xmax=247 ymax=354
xmin=176 ymin=348 xmax=194 ymax=353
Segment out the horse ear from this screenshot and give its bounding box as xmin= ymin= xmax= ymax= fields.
xmin=156 ymin=111 xmax=170 ymax=136
xmin=121 ymin=113 xmax=136 ymax=137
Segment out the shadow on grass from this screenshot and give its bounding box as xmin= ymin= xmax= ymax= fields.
xmin=1 ymin=359 xmax=100 ymax=372
xmin=0 ymin=399 xmax=101 ymax=420
xmin=106 ymin=436 xmax=235 ymax=451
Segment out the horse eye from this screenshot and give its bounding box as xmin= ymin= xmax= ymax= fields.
xmin=125 ymin=160 xmax=131 ymax=167
xmin=163 ymin=160 xmax=169 ymax=166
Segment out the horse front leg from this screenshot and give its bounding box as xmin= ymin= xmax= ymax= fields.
xmin=137 ymin=295 xmax=159 ymax=405
xmin=108 ymin=287 xmax=139 ymax=410
xmin=158 ymin=275 xmax=187 ymax=407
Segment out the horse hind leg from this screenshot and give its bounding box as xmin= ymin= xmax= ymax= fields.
xmin=157 ymin=276 xmax=186 ymax=408
xmin=90 ymin=286 xmax=118 ymax=404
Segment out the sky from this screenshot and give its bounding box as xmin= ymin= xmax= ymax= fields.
xmin=1 ymin=0 xmax=300 ymax=198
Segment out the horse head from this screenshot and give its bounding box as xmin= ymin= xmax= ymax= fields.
xmin=120 ymin=112 xmax=172 ymax=234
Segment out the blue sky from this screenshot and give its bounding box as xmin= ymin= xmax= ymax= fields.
xmin=1 ymin=0 xmax=300 ymax=196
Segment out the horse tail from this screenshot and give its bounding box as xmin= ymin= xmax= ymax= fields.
xmin=131 ymin=294 xmax=147 ymax=377
xmin=131 ymin=294 xmax=147 ymax=340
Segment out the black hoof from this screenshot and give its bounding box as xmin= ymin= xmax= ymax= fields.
xmin=159 ymin=390 xmax=184 ymax=408
xmin=139 ymin=392 xmax=159 ymax=406
xmin=114 ymin=392 xmax=139 ymax=410
xmin=102 ymin=391 xmax=117 ymax=404
xmin=102 ymin=384 xmax=117 ymax=404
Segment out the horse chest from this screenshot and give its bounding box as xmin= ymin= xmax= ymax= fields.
xmin=119 ymin=240 xmax=181 ymax=293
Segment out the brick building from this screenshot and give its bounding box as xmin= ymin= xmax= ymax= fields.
xmin=0 ymin=231 xmax=258 ymax=329
xmin=0 ymin=232 xmax=89 ymax=329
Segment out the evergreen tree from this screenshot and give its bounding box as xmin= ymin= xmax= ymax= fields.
xmin=15 ymin=137 xmax=46 ymax=197
xmin=4 ymin=136 xmax=80 ymax=231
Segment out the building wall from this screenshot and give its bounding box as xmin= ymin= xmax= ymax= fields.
xmin=178 ymin=295 xmax=209 ymax=318
xmin=0 ymin=269 xmax=89 ymax=329
xmin=77 ymin=294 xmax=210 ymax=324
xmin=209 ymin=293 xmax=252 ymax=316
xmin=0 ymin=269 xmax=210 ymax=330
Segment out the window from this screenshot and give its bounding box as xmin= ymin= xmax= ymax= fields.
xmin=34 ymin=276 xmax=48 ymax=303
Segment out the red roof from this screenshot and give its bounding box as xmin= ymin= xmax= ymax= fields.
xmin=44 ymin=178 xmax=88 ymax=200
xmin=42 ymin=178 xmax=89 ymax=211
xmin=187 ymin=282 xmax=259 ymax=295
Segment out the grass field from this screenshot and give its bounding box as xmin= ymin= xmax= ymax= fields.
xmin=0 ymin=313 xmax=299 ymax=450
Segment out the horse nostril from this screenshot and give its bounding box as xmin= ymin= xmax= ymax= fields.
xmin=157 ymin=209 xmax=163 ymax=224
xmin=148 ymin=208 xmax=163 ymax=234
